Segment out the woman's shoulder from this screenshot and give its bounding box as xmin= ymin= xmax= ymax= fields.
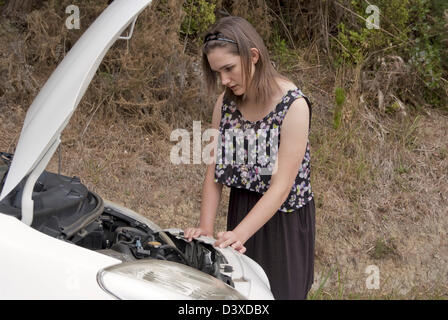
xmin=214 ymin=91 xmax=227 ymax=112
xmin=211 ymin=91 xmax=226 ymax=129
xmin=274 ymin=77 xmax=311 ymax=106
xmin=217 ymin=90 xmax=226 ymax=103
xmin=276 ymin=77 xmax=298 ymax=92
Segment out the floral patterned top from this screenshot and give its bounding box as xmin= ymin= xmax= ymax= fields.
xmin=214 ymin=88 xmax=314 ymax=212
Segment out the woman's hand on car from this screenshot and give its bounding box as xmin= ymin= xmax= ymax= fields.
xmin=213 ymin=230 xmax=247 ymax=254
xmin=184 ymin=227 xmax=213 ymax=242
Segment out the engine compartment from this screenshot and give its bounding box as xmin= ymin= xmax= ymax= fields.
xmin=0 ymin=152 xmax=233 ymax=287
xmin=70 ymin=206 xmax=233 ymax=286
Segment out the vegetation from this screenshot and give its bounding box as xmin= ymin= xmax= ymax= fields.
xmin=333 ymin=87 xmax=345 ymax=129
xmin=0 ymin=0 xmax=447 ymax=299
xmin=181 ymin=0 xmax=217 ymax=38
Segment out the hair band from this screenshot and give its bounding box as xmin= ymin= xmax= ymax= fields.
xmin=204 ymin=32 xmax=236 ymax=45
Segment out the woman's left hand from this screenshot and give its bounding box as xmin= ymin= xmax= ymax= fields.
xmin=213 ymin=230 xmax=247 ymax=254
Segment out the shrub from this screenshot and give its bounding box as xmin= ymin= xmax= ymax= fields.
xmin=332 ymin=0 xmax=447 ymax=109
xmin=181 ymin=0 xmax=217 ymax=39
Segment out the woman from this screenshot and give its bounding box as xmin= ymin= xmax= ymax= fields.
xmin=184 ymin=16 xmax=315 ymax=300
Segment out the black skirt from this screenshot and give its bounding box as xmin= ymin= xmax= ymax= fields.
xmin=227 ymin=187 xmax=316 ymax=300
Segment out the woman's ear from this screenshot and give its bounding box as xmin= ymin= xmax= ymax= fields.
xmin=250 ymin=48 xmax=260 ymax=65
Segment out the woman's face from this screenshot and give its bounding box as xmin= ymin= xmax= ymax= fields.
xmin=207 ymin=47 xmax=248 ymax=96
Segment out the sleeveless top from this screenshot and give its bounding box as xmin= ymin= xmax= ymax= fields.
xmin=214 ymin=88 xmax=314 ymax=212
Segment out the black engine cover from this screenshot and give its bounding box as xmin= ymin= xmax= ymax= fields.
xmin=0 ymin=158 xmax=103 ymax=239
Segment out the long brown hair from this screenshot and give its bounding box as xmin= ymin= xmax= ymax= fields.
xmin=202 ymin=16 xmax=284 ymax=106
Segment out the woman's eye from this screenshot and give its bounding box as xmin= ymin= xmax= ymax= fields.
xmin=225 ymin=66 xmax=233 ymax=72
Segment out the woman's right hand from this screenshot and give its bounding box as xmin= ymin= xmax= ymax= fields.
xmin=184 ymin=227 xmax=213 ymax=242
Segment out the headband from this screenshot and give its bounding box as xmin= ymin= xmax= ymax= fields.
xmin=204 ymin=32 xmax=236 ymax=45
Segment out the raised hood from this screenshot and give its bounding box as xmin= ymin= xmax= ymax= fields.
xmin=0 ymin=0 xmax=152 ymax=201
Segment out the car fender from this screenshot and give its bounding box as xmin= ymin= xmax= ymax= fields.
xmin=0 ymin=213 xmax=120 ymax=299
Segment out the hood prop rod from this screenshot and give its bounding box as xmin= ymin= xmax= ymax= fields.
xmin=118 ymin=16 xmax=137 ymax=41
xmin=21 ymin=138 xmax=61 ymax=226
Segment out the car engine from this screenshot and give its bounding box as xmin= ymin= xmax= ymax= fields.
xmin=0 ymin=152 xmax=233 ymax=287
xmin=70 ymin=206 xmax=233 ymax=286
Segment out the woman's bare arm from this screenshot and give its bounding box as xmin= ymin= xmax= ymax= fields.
xmin=214 ymin=97 xmax=310 ymax=252
xmin=184 ymin=92 xmax=225 ymax=241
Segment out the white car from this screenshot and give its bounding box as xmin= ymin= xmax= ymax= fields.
xmin=0 ymin=0 xmax=273 ymax=300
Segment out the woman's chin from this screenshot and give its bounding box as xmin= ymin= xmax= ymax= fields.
xmin=231 ymin=87 xmax=244 ymax=96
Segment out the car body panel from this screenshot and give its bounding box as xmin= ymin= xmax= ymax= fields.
xmin=0 ymin=203 xmax=274 ymax=300
xmin=0 ymin=0 xmax=275 ymax=300
xmin=0 ymin=213 xmax=118 ymax=299
xmin=163 ymin=228 xmax=273 ymax=300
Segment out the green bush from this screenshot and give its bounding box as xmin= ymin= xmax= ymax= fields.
xmin=177 ymin=0 xmax=447 ymax=109
xmin=181 ymin=0 xmax=216 ymax=38
xmin=332 ymin=0 xmax=447 ymax=107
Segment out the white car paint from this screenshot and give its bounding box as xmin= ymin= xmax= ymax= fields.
xmin=0 ymin=0 xmax=274 ymax=300
xmin=0 ymin=213 xmax=117 ymax=299
xmin=0 ymin=201 xmax=273 ymax=299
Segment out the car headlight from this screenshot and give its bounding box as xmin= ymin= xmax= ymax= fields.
xmin=97 ymin=259 xmax=246 ymax=300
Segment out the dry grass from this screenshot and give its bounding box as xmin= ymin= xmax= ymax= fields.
xmin=1 ymin=1 xmax=447 ymax=300
xmin=304 ymin=66 xmax=448 ymax=299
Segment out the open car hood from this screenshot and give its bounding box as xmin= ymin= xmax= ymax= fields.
xmin=0 ymin=0 xmax=152 ymax=201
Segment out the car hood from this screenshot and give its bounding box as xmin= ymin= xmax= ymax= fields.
xmin=0 ymin=0 xmax=152 ymax=201
xmin=162 ymin=228 xmax=274 ymax=299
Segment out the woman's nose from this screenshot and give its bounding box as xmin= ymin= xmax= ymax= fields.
xmin=221 ymin=75 xmax=230 ymax=86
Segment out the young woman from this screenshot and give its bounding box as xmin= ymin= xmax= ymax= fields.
xmin=184 ymin=16 xmax=315 ymax=300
